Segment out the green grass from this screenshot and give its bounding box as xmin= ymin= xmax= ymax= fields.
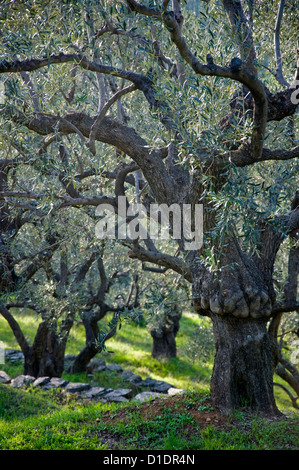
xmin=0 ymin=386 xmax=298 ymax=450
xmin=0 ymin=309 xmax=298 ymax=450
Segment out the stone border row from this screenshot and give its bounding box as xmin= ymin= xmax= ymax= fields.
xmin=0 ymin=353 xmax=186 ymax=403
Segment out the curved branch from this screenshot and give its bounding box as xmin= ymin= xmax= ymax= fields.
xmin=0 ymin=299 xmax=30 ymax=356
xmin=127 ymin=243 xmax=192 ymax=281
xmin=125 ymin=1 xmax=267 ymax=160
xmin=114 ymin=161 xmax=139 ymax=197
xmin=274 ymin=0 xmax=290 ymax=87
xmin=88 ymin=84 xmax=136 ymax=155
xmin=224 ymin=144 xmax=299 ymax=167
xmin=162 ymin=11 xmax=267 ymax=159
xmin=1 ymin=106 xmax=174 ymax=204
xmin=273 ymin=382 xmax=298 ymax=409
xmin=0 ymin=189 xmax=117 ymax=209
xmin=0 ymin=53 xmax=155 ymax=108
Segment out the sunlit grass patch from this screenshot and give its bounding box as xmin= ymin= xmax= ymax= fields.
xmin=0 ymin=308 xmax=39 ymax=350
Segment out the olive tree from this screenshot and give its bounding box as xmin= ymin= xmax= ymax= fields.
xmin=0 ymin=179 xmax=140 ymax=377
xmin=0 ymin=0 xmax=298 ymax=414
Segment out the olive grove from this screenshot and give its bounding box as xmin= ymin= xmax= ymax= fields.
xmin=0 ymin=0 xmax=298 ymax=415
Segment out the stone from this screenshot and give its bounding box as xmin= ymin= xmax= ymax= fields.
xmin=151 ymin=381 xmax=173 ymax=393
xmin=5 ymin=349 xmax=24 ymax=363
xmin=167 ymin=387 xmax=186 ymax=396
xmin=107 ymin=396 xmax=129 ymax=403
xmin=0 ymin=371 xmax=11 ymax=384
xmin=106 ymin=364 xmax=123 ymax=372
xmin=65 ymin=382 xmax=91 ymax=393
xmin=87 ymin=358 xmax=106 ymax=373
xmin=82 ymin=387 xmax=109 ymax=399
xmin=11 ymin=375 xmax=35 ymax=388
xmin=139 ymin=377 xmax=158 ymax=388
xmin=138 ymin=377 xmax=174 ymax=393
xmin=121 ymin=370 xmax=142 ymax=384
xmin=64 ymin=354 xmax=76 ymax=362
xmin=133 ymin=391 xmax=164 ymax=402
xmin=104 ymin=388 xmax=134 ymax=399
xmin=106 ymin=395 xmax=129 ymax=403
xmin=104 ymin=390 xmax=130 ymax=403
xmin=33 ymin=376 xmax=51 ymax=388
xmin=64 ymin=354 xmax=76 ymax=368
xmin=49 ymin=377 xmax=69 ymax=388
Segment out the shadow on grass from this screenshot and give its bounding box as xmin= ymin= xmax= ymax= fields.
xmin=0 ymin=384 xmax=58 ymax=421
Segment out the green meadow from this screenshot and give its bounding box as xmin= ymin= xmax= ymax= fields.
xmin=0 ymin=309 xmax=298 ymax=450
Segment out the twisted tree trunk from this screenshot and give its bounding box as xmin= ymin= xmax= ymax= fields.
xmin=24 ymin=321 xmax=69 ymax=378
xmin=191 ymin=224 xmax=286 ymax=415
xmin=210 ymin=314 xmax=279 ymax=415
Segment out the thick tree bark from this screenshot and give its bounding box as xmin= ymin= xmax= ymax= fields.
xmin=150 ymin=310 xmax=181 ymax=359
xmin=190 ymin=224 xmax=286 ymax=415
xmin=68 ymin=341 xmax=99 ymax=374
xmin=210 ymin=314 xmax=280 ymax=415
xmin=24 ymin=322 xmax=68 ymax=378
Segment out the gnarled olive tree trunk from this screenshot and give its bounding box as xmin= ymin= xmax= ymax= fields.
xmin=150 ymin=309 xmax=181 ymax=359
xmin=24 ymin=321 xmax=69 ymax=378
xmin=210 ymin=314 xmax=278 ymax=414
xmin=191 ymin=228 xmax=285 ymax=415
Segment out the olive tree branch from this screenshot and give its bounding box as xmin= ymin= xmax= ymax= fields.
xmin=127 ymin=242 xmax=192 ymax=282
xmin=88 ymin=83 xmax=136 ymax=155
xmin=125 ymin=1 xmax=267 ymax=161
xmin=274 ymin=0 xmax=290 ymax=87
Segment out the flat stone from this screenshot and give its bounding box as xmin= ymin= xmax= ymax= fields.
xmin=104 ymin=388 xmax=133 ymax=399
xmin=134 ymin=391 xmax=164 ymax=402
xmin=104 ymin=394 xmax=129 ymax=403
xmin=64 ymin=354 xmax=76 ymax=361
xmin=138 ymin=377 xmax=174 ymax=392
xmin=82 ymin=387 xmax=108 ymax=399
xmin=11 ymin=375 xmax=35 ymax=388
xmin=33 ymin=376 xmax=51 ymax=388
xmin=65 ymin=382 xmax=91 ymax=393
xmin=151 ymin=381 xmax=173 ymax=393
xmin=64 ymin=354 xmax=76 ymax=367
xmin=121 ymin=371 xmax=142 ymax=384
xmin=90 ymin=364 xmax=106 ymax=373
xmin=87 ymin=358 xmax=106 ymax=373
xmin=106 ymin=364 xmax=123 ymax=372
xmin=121 ymin=370 xmax=133 ymax=379
xmin=50 ymin=377 xmax=69 ymax=388
xmin=139 ymin=377 xmax=158 ymax=388
xmin=5 ymin=350 xmax=24 ymax=363
xmin=0 ymin=371 xmax=11 ymax=384
xmin=167 ymin=387 xmax=186 ymax=396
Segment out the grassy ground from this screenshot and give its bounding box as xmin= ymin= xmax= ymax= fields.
xmin=0 ymin=310 xmax=298 ymax=451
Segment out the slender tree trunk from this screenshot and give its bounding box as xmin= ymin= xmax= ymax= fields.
xmin=68 ymin=310 xmax=104 ymax=373
xmin=210 ymin=313 xmax=280 ymax=416
xmin=68 ymin=330 xmax=100 ymax=373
